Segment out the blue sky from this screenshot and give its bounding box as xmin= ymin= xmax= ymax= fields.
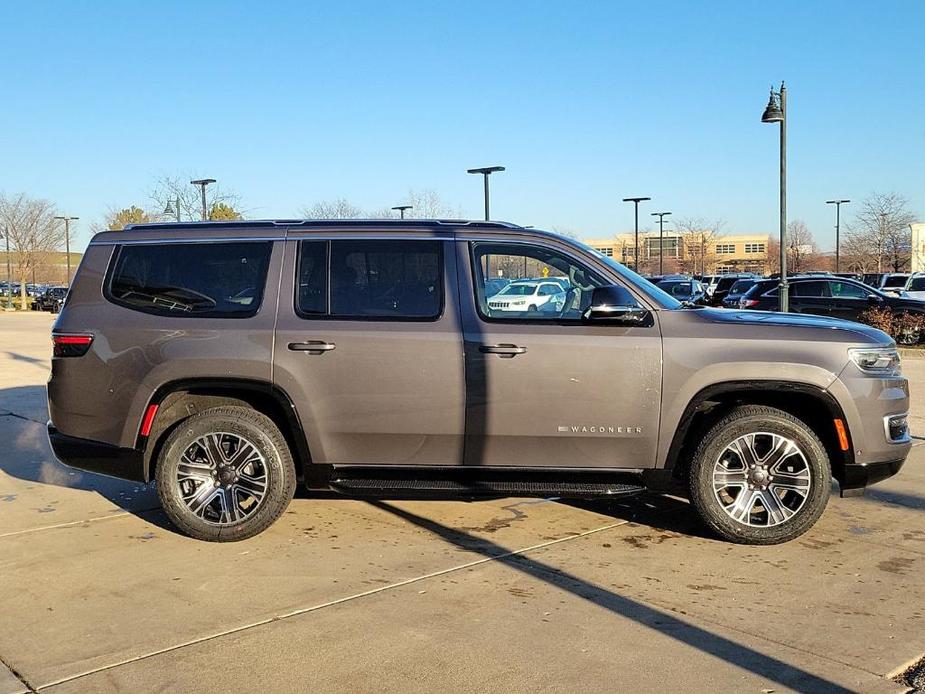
xmin=1 ymin=1 xmax=922 ymax=252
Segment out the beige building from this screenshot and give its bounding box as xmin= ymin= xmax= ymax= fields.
xmin=583 ymin=232 xmax=771 ymax=275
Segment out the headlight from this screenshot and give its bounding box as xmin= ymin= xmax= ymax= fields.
xmin=848 ymin=347 xmax=901 ymax=375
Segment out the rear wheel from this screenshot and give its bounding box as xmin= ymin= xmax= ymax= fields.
xmin=688 ymin=405 xmax=831 ymax=545
xmin=155 ymin=406 xmax=296 ymax=541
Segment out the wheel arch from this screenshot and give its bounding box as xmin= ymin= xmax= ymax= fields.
xmin=660 ymin=380 xmax=854 ymax=489
xmin=137 ymin=378 xmax=316 ymax=485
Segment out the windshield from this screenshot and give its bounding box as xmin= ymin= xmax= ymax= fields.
xmin=883 ymin=275 xmax=908 ymax=287
xmin=498 ymin=284 xmax=536 ymax=296
xmin=569 ymin=238 xmax=682 ymax=309
xmin=909 ymin=277 xmax=925 ymax=291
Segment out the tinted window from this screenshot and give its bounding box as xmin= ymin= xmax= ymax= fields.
xmin=296 ymin=241 xmax=327 ymax=315
xmin=329 ymin=240 xmax=442 ymax=319
xmin=716 ymin=277 xmax=739 ymax=291
xmin=909 ymin=277 xmax=925 ymax=291
xmin=108 ymin=242 xmax=272 ymax=318
xmin=829 ymin=281 xmax=868 ymax=299
xmin=729 ymin=280 xmax=755 ymax=294
xmin=791 ymin=281 xmax=828 ymax=298
xmin=883 ymin=275 xmax=908 ymax=288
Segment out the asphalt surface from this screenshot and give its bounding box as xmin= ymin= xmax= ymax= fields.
xmin=1 ymin=311 xmax=923 ymax=693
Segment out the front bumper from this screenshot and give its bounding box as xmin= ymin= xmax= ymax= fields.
xmin=838 ymin=458 xmax=906 ymax=497
xmin=47 ymin=423 xmax=146 ymax=482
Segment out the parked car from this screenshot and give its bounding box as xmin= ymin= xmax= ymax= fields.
xmin=486 ymin=279 xmax=566 ymax=312
xmin=877 ymin=273 xmax=911 ymax=296
xmin=701 ymin=274 xmax=721 ymax=297
xmin=32 ymin=286 xmax=68 ymax=313
xmin=655 ymin=278 xmax=708 ymax=305
xmin=902 ymin=273 xmax=925 ymax=301
xmin=738 ymin=276 xmax=925 ymax=340
xmin=47 ymin=219 xmax=909 ymax=545
xmin=721 ymin=278 xmax=758 ymax=308
xmin=708 ymin=273 xmax=759 ymax=306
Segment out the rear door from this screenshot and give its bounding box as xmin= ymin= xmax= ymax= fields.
xmin=458 ymin=238 xmax=663 ymax=469
xmin=273 ymin=232 xmax=466 ymax=466
xmin=789 ymin=281 xmax=831 ymax=316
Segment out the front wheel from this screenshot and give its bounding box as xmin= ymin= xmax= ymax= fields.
xmin=155 ymin=406 xmax=296 ymax=541
xmin=688 ymin=405 xmax=831 ymax=545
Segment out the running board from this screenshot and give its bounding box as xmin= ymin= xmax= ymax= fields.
xmin=327 ymin=468 xmax=646 ymax=499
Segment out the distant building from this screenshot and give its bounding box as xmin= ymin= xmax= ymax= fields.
xmin=911 ymin=223 xmax=925 ymax=272
xmin=582 ymin=232 xmax=771 ymax=275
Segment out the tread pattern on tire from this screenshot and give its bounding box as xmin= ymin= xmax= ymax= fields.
xmin=155 ymin=406 xmax=296 ymax=542
xmin=687 ymin=404 xmax=831 ymax=545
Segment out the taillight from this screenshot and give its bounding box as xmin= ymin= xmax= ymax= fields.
xmin=52 ymin=333 xmax=93 ymax=358
xmin=739 ymin=299 xmax=759 ymax=309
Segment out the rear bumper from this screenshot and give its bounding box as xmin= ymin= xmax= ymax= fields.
xmin=838 ymin=458 xmax=906 ymax=497
xmin=47 ymin=423 xmax=146 ymax=482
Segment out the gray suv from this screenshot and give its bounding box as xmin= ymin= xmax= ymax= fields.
xmin=47 ymin=220 xmax=910 ymax=544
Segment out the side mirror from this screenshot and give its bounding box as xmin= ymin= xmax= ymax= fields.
xmin=868 ymin=293 xmax=883 ymax=303
xmin=583 ymin=285 xmax=651 ymax=325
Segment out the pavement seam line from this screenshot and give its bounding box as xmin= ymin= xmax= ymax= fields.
xmin=0 ymin=653 xmax=37 ymax=693
xmin=35 ymin=519 xmax=631 ymax=690
xmin=0 ymin=511 xmax=143 ymax=539
xmin=0 ymin=411 xmax=47 ymax=425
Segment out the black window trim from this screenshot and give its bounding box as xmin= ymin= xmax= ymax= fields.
xmin=103 ymin=240 xmax=273 ymax=320
xmin=293 ymin=238 xmax=446 ymax=323
xmin=468 ymin=240 xmax=637 ymax=326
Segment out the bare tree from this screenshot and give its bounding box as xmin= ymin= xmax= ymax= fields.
xmin=149 ymin=175 xmax=242 ymax=222
xmin=0 ymin=193 xmax=65 ymax=304
xmin=674 ymin=218 xmax=723 ymax=275
xmin=786 ymin=220 xmax=817 ymax=273
xmin=850 ymin=193 xmax=917 ymax=272
xmin=301 ymin=198 xmax=364 ymax=219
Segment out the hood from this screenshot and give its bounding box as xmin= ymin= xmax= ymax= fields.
xmin=688 ymin=307 xmax=893 ymax=344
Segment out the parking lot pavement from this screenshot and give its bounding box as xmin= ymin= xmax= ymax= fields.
xmin=1 ymin=312 xmax=923 ymax=693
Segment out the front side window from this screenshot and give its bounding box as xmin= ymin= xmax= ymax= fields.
xmin=296 ymin=239 xmax=443 ymax=320
xmin=107 ymin=241 xmax=272 ymax=318
xmin=829 ymin=281 xmax=868 ymax=299
xmin=472 ymin=242 xmax=615 ymax=321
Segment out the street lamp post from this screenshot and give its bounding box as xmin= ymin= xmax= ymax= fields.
xmin=163 ymin=197 xmax=182 ymax=222
xmin=622 ymin=197 xmax=651 ymax=272
xmin=651 ymin=212 xmax=672 ymax=275
xmin=761 ymin=82 xmax=788 ymax=312
xmin=826 ymin=199 xmax=850 ymax=273
xmin=190 ymin=179 xmax=217 ymax=221
xmin=392 ymin=205 xmax=412 ymax=219
xmin=53 ymin=216 xmax=79 ymax=286
xmin=1 ymin=228 xmax=11 ymax=310
xmin=466 ymin=166 xmax=505 ymax=221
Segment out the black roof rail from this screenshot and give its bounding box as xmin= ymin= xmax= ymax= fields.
xmin=123 ymin=218 xmax=524 ymax=232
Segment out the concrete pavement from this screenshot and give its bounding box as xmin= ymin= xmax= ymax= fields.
xmin=1 ymin=311 xmax=923 ymax=693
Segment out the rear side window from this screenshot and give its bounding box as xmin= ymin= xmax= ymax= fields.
xmin=296 ymin=239 xmax=443 ymax=320
xmin=791 ymin=281 xmax=828 ymax=298
xmin=107 ymin=242 xmax=272 ymax=318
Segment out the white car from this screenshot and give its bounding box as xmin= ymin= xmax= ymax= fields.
xmin=902 ymin=273 xmax=925 ymax=300
xmin=487 ymin=280 xmax=566 ymax=312
xmin=879 ymin=273 xmax=911 ymax=296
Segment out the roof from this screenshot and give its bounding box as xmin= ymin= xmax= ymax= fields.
xmin=123 ymin=218 xmax=524 ymax=232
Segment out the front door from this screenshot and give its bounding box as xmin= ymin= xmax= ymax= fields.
xmin=458 ymin=239 xmax=663 ymax=469
xmin=827 ymin=279 xmax=875 ymax=321
xmin=274 ymin=234 xmax=466 ymax=466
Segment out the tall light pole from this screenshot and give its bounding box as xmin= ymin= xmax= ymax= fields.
xmin=622 ymin=197 xmax=651 ymax=272
xmin=826 ymin=199 xmax=850 ymax=272
xmin=467 ymin=166 xmax=505 ymax=220
xmin=392 ymin=205 xmax=412 ymax=219
xmin=1 ymin=228 xmax=11 ymax=310
xmin=53 ymin=216 xmax=79 ymax=286
xmin=762 ymin=82 xmax=788 ymax=311
xmin=190 ymin=178 xmax=216 ymax=221
xmin=163 ymin=197 xmax=182 ymax=222
xmin=651 ymin=211 xmax=672 ymax=275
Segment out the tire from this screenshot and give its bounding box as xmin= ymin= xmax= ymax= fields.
xmin=528 ymin=304 xmax=538 ymax=312
xmin=688 ymin=405 xmax=831 ymax=545
xmin=155 ymin=406 xmax=296 ymax=542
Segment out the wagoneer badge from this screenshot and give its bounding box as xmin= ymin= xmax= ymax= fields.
xmin=558 ymin=425 xmax=643 ymax=435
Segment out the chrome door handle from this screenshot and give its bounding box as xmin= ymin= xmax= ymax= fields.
xmin=479 ymin=344 xmax=527 ymax=358
xmin=288 ymin=341 xmax=336 ymax=354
